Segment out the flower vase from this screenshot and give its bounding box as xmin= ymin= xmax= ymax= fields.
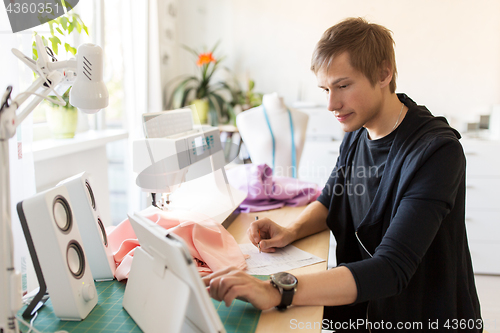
xmin=192 ymin=98 xmax=209 ymax=124
xmin=47 ymin=106 xmax=78 ymax=139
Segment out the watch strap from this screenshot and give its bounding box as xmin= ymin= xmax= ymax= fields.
xmin=276 ymin=288 xmax=294 ymax=310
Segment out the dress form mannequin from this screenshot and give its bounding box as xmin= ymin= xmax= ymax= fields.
xmin=236 ymin=92 xmax=308 ymax=178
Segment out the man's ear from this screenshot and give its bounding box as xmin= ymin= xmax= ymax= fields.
xmin=378 ymin=60 xmax=393 ymax=89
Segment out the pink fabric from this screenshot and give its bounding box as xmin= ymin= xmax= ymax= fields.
xmin=226 ymin=164 xmax=322 ymax=212
xmin=108 ymin=207 xmax=247 ymax=281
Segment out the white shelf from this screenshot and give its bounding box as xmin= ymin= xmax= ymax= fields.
xmin=32 ymin=129 xmax=128 ymax=162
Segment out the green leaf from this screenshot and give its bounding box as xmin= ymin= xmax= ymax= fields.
xmin=69 ymin=46 xmax=77 ymax=55
xmin=48 ymin=21 xmax=54 ymax=35
xmin=62 ymin=0 xmax=75 ymax=11
xmin=67 ymin=21 xmax=74 ymax=35
xmin=32 ymin=41 xmax=38 ymax=60
xmin=180 ymin=87 xmax=195 ymax=107
xmin=210 ymin=40 xmax=221 ymax=54
xmin=76 ymin=22 xmax=82 ymax=34
xmin=49 ymin=36 xmax=61 ymax=55
xmin=208 ymin=82 xmax=231 ymax=96
xmin=74 ymin=14 xmax=89 ymax=36
xmin=170 ymin=76 xmax=198 ymax=108
xmin=51 ymin=42 xmax=58 ymax=55
xmin=60 ymin=16 xmax=69 ymax=30
xmin=214 ymin=56 xmax=226 ymax=66
xmin=209 ymin=91 xmax=228 ymax=124
xmin=56 ymin=27 xmax=64 ymax=36
xmin=64 ymin=43 xmax=70 ymax=53
xmin=205 ymin=57 xmax=224 ymax=81
xmin=207 ymin=95 xmax=219 ymax=126
xmin=217 ymin=81 xmax=234 ymax=93
xmin=182 ymin=45 xmax=199 ymax=58
xmin=248 ymin=80 xmax=255 ymax=91
xmin=49 ymin=36 xmax=62 ymax=45
xmin=202 ymin=63 xmax=210 ymax=81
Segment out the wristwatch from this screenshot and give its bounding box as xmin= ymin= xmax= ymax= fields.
xmin=270 ymin=272 xmax=298 ymax=310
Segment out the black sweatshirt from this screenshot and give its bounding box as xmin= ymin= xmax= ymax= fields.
xmin=318 ymin=94 xmax=482 ymax=332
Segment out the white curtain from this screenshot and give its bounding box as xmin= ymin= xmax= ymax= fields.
xmin=120 ymin=0 xmax=163 ymax=214
xmin=0 ymin=12 xmax=37 ymax=293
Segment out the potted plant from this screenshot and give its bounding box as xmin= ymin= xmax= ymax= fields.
xmin=226 ymin=78 xmax=263 ymax=125
xmin=168 ymin=42 xmax=230 ymax=126
xmin=45 ymin=88 xmax=79 ymax=138
xmin=33 ymin=12 xmax=88 ymax=139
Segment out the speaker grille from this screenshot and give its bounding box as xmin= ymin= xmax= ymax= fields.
xmin=67 ymin=241 xmax=85 ymax=279
xmin=53 ymin=196 xmax=72 ymax=233
xmin=85 ymin=180 xmax=96 ymax=210
xmin=97 ymin=217 xmax=108 ymax=247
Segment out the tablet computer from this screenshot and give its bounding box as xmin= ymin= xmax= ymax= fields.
xmin=123 ymin=212 xmax=226 ymax=333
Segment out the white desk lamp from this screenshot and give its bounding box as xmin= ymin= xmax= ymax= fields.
xmin=0 ymin=35 xmax=108 ymax=333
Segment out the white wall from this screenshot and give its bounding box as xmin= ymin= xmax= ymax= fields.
xmin=173 ymin=0 xmax=500 ymax=128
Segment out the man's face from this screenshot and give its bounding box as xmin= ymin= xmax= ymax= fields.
xmin=316 ymin=52 xmax=384 ymax=133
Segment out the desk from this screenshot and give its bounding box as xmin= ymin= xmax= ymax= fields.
xmin=227 ymin=206 xmax=330 ymax=333
xmin=17 ymin=205 xmax=329 ymax=333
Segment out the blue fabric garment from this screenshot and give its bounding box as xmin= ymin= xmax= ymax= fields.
xmin=262 ymin=105 xmax=297 ymax=178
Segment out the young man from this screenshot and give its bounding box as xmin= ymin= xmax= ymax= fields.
xmin=203 ymin=18 xmax=482 ymax=332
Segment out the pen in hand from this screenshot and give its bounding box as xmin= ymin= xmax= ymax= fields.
xmin=256 ymin=216 xmax=261 ymax=253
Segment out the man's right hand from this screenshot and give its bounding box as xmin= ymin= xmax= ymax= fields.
xmin=246 ymin=217 xmax=295 ymax=253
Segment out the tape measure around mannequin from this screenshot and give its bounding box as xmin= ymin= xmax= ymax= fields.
xmin=262 ymin=105 xmax=297 ymax=178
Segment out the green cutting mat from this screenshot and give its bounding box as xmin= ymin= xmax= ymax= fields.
xmin=17 ymin=276 xmax=268 ymax=333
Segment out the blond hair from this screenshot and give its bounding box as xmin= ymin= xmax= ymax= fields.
xmin=311 ymin=17 xmax=397 ymax=93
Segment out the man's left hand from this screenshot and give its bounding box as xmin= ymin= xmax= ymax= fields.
xmin=202 ymin=266 xmax=281 ymax=310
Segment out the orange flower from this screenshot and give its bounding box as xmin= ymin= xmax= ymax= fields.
xmin=197 ymin=52 xmax=216 ymax=66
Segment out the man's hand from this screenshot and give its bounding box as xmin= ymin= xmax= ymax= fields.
xmin=247 ymin=217 xmax=295 ymax=253
xmin=202 ymin=266 xmax=281 ymax=310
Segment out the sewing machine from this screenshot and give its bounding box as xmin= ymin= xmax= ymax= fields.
xmin=133 ymin=108 xmax=246 ymax=225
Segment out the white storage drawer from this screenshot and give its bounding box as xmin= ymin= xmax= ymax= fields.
xmin=465 ymin=178 xmax=500 ymax=209
xmin=465 ymin=210 xmax=500 ymax=242
xmin=468 ymin=242 xmax=500 ymax=274
xmin=461 ymin=139 xmax=500 ymax=274
xmin=462 ymin=139 xmax=500 ymax=177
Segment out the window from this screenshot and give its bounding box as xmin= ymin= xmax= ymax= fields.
xmin=100 ymin=0 xmax=128 ymax=224
xmin=102 ymin=0 xmax=125 ymax=129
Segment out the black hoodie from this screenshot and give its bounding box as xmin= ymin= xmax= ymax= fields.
xmin=318 ymin=94 xmax=482 ymax=332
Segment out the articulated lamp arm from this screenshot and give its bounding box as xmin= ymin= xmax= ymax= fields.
xmin=0 ymin=35 xmax=108 ymax=333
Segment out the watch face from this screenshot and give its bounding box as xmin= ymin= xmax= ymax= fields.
xmin=274 ymin=272 xmax=297 ymax=289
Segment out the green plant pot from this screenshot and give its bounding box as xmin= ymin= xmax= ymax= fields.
xmin=47 ymin=107 xmax=78 ymax=139
xmin=192 ymin=98 xmax=209 ymax=124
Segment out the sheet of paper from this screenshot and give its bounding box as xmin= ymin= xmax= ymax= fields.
xmin=239 ymin=243 xmax=325 ymax=275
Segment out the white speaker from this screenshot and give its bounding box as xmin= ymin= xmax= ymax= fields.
xmin=57 ymin=172 xmax=116 ymax=280
xmin=17 ymin=186 xmax=97 ymax=321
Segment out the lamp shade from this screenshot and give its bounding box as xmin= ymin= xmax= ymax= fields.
xmin=70 ymin=43 xmax=109 ymax=114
